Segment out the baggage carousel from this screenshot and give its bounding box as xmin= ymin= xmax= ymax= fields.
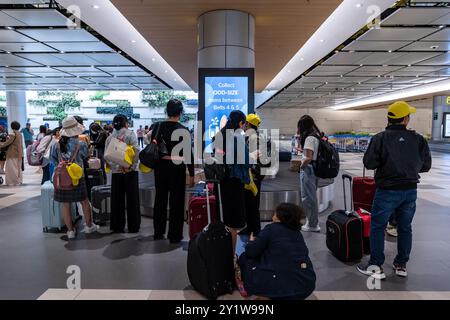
xmin=137 ymin=162 xmax=335 ymax=221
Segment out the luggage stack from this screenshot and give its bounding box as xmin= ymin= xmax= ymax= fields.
xmin=328 ymin=134 xmax=372 ymax=153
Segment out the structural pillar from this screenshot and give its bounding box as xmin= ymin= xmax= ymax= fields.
xmin=6 ymin=91 xmax=27 ymax=130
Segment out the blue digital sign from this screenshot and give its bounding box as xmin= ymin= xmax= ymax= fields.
xmin=204 ymin=76 xmax=248 ymax=153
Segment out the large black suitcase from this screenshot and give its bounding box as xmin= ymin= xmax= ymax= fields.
xmin=85 ymin=168 xmax=105 ymax=201
xmin=187 ymin=181 xmax=235 ymax=300
xmin=326 ymin=174 xmax=364 ymax=262
xmin=91 ymin=185 xmax=111 ymax=225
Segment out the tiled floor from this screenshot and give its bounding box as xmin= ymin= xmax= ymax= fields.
xmin=38 ymin=289 xmax=450 ymax=300
xmin=1 ymin=153 xmax=450 ymax=300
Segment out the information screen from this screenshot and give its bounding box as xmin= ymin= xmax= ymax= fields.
xmin=444 ymin=113 xmax=450 ymax=138
xmin=203 ymin=76 xmax=249 ymax=153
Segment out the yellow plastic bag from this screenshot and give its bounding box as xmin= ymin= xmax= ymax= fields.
xmin=67 ymin=163 xmax=83 ymax=187
xmin=105 ymin=164 xmax=111 ymax=174
xmin=124 ymin=145 xmax=136 ymax=166
xmin=139 ymin=162 xmax=153 ymax=174
xmin=245 ymin=169 xmax=258 ymax=196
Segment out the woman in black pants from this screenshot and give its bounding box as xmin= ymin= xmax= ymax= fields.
xmin=104 ymin=115 xmax=141 ymax=233
xmin=152 ymin=99 xmax=195 ymax=244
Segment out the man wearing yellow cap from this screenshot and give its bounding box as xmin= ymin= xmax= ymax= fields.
xmin=357 ymin=101 xmax=431 ymax=280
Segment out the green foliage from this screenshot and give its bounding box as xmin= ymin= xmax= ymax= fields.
xmin=90 ymin=91 xmax=110 ymax=101
xmin=0 ymin=106 xmax=6 ymax=117
xmin=96 ymin=106 xmax=140 ymax=119
xmin=142 ymin=90 xmax=187 ymax=107
xmin=0 ymin=95 xmax=6 ymax=102
xmin=28 ymin=91 xmax=81 ymax=122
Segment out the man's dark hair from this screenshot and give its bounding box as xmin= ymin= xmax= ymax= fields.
xmin=275 ymin=203 xmax=306 ymax=231
xmin=166 ymin=99 xmax=184 ymax=117
xmin=388 ymin=116 xmax=406 ymax=125
xmin=11 ymin=121 xmax=21 ymax=131
xmin=74 ymin=116 xmax=84 ymax=125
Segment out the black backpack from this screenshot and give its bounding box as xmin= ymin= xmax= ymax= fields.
xmin=312 ymin=135 xmax=340 ymax=179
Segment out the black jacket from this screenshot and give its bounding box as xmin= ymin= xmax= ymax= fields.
xmin=238 ymin=223 xmax=316 ymax=299
xmin=363 ymin=125 xmax=432 ymax=190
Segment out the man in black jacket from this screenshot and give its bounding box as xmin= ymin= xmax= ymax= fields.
xmin=357 ymin=101 xmax=432 ymax=280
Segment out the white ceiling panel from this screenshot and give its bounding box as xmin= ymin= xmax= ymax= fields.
xmin=130 ymin=76 xmax=158 ymax=83
xmin=29 ymin=72 xmax=69 ymax=77
xmin=382 ymin=8 xmax=450 ymax=26
xmin=401 ymin=66 xmax=446 ymax=72
xmin=346 ymin=65 xmax=403 ymax=76
xmin=2 ymin=9 xmax=76 ymax=27
xmin=73 ymin=84 xmax=108 ymax=90
xmin=344 ymin=40 xmax=411 ymax=51
xmin=323 ymin=52 xmax=373 ymax=65
xmin=0 ymin=30 xmax=34 ymax=42
xmin=384 ymin=52 xmax=441 ymax=65
xmin=103 ymin=84 xmax=140 ymax=90
xmin=399 ymin=41 xmax=450 ymax=52
xmin=386 ymin=70 xmax=433 ymax=77
xmin=47 ymin=42 xmax=113 ymax=53
xmin=20 ymin=29 xmax=99 ymax=42
xmin=0 ymin=11 xmax=26 ymax=27
xmin=357 ymin=52 xmax=407 ymax=65
xmin=52 ymin=53 xmax=101 ymax=65
xmin=0 ymin=77 xmax=28 ymax=84
xmin=0 ymin=67 xmax=19 ymax=74
xmin=358 ymin=27 xmax=437 ymax=41
xmin=3 ymin=72 xmax=36 ymax=77
xmin=417 ymin=53 xmax=450 ymax=65
xmin=85 ymin=77 xmax=134 ymax=84
xmin=97 ymin=66 xmax=143 ymax=72
xmin=0 ymin=42 xmax=56 ymax=53
xmin=433 ymin=13 xmax=450 ymax=25
xmin=108 ymin=71 xmax=150 ymax=77
xmin=54 ymin=66 xmax=99 ymax=72
xmin=0 ymin=1 xmax=45 ymax=4
xmin=363 ymin=77 xmax=394 ymax=84
xmin=11 ymin=66 xmax=61 ymax=73
xmin=69 ymin=71 xmax=110 ymax=77
xmin=422 ymin=28 xmax=450 ymax=41
xmin=306 ymin=65 xmax=359 ymax=76
xmin=86 ymin=53 xmax=133 ymax=66
xmin=15 ymin=53 xmax=69 ymax=66
xmin=425 ymin=68 xmax=450 ymax=77
xmin=0 ymin=54 xmax=40 ymax=66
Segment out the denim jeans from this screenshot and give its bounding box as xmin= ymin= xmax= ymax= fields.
xmin=369 ymin=188 xmax=417 ymax=267
xmin=299 ymin=165 xmax=319 ymax=228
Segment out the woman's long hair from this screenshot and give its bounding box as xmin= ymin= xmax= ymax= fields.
xmin=59 ymin=136 xmax=70 ymax=153
xmin=297 ymin=115 xmax=322 ymax=148
xmin=221 ymin=110 xmax=246 ymax=134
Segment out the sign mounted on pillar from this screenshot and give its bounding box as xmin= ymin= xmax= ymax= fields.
xmin=443 ymin=112 xmax=450 ymax=138
xmin=198 ymin=68 xmax=255 ymax=153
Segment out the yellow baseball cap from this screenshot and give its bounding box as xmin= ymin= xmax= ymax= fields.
xmin=387 ymin=101 xmax=416 ymax=119
xmin=246 ymin=114 xmax=261 ymax=127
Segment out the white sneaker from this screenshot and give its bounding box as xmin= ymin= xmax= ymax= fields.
xmin=386 ymin=224 xmax=398 ymax=237
xmin=67 ymin=230 xmax=76 ymax=240
xmin=83 ymin=223 xmax=100 ymax=234
xmin=301 ymin=224 xmax=321 ymax=233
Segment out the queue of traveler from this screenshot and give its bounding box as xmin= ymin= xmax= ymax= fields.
xmin=0 ymin=99 xmax=431 ymax=300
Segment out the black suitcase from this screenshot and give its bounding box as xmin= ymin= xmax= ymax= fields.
xmin=86 ymin=168 xmax=105 ymax=200
xmin=91 ymin=185 xmax=111 ymax=225
xmin=187 ymin=181 xmax=235 ymax=300
xmin=326 ymin=174 xmax=364 ymax=262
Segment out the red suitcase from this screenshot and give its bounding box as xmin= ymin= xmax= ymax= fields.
xmin=352 ymin=169 xmax=376 ymax=212
xmin=351 ymin=169 xmax=374 ymax=254
xmin=188 ymin=184 xmax=217 ymax=239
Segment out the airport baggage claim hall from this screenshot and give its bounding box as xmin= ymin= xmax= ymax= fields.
xmin=0 ymin=0 xmax=450 ymax=301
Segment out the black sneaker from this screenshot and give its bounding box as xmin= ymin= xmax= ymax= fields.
xmin=393 ymin=263 xmax=408 ymax=278
xmin=357 ymin=263 xmax=386 ymax=280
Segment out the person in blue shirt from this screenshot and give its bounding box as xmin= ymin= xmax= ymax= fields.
xmin=20 ymin=123 xmax=34 ymax=148
xmin=237 ymin=203 xmax=316 ymax=300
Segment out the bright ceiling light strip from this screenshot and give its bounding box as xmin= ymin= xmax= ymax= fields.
xmin=331 ymin=80 xmax=450 ymax=110
xmin=56 ymin=0 xmax=190 ymax=91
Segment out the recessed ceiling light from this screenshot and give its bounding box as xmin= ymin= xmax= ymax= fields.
xmin=388 ymin=50 xmax=392 ymax=53
xmin=439 ymin=25 xmax=445 ymax=29
xmin=287 ymin=70 xmax=291 ymax=73
xmin=408 ymin=64 xmax=412 ymax=67
xmin=300 ymin=57 xmax=304 ymax=61
xmin=6 ymin=27 xmax=14 ymax=30
xmin=360 ymin=64 xmax=363 ymax=67
xmin=92 ymin=5 xmax=100 ymax=9
xmin=131 ymin=40 xmax=136 ymax=43
xmin=319 ymin=39 xmax=324 ymax=43
xmin=164 ymin=70 xmax=168 ymax=73
xmin=430 ymin=45 xmax=439 ymax=50
xmin=355 ymin=3 xmax=362 ymax=8
xmin=60 ymin=51 xmax=65 ymax=54
xmin=6 ymin=51 xmax=11 ymax=54
xmin=151 ymin=58 xmax=156 ymax=62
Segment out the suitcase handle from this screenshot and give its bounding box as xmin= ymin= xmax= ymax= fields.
xmin=342 ymin=174 xmax=354 ymax=215
xmin=204 ymin=180 xmax=223 ymax=224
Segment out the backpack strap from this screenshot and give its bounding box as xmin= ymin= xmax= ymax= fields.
xmin=69 ymin=142 xmax=81 ymax=163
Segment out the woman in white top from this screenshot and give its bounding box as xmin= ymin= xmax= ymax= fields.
xmin=37 ymin=127 xmax=59 ymax=185
xmin=297 ymin=115 xmax=322 ymax=233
